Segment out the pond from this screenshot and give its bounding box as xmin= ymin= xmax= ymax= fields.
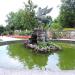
xmin=0 ymin=44 xmax=59 ymax=71
xmin=0 ymin=37 xmax=75 ymax=70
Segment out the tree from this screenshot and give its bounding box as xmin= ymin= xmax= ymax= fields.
xmin=6 ymin=0 xmax=38 ymax=31
xmin=0 ymin=25 xmax=5 ymax=35
xmin=6 ymin=12 xmax=17 ymax=31
xmin=50 ymin=18 xmax=62 ymax=31
xmin=24 ymin=0 xmax=37 ymax=12
xmin=23 ymin=0 xmax=38 ymax=30
xmin=59 ymin=0 xmax=75 ymax=27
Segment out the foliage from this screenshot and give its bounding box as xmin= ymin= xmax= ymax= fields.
xmin=37 ymin=41 xmax=61 ymax=49
xmin=2 ymin=31 xmax=9 ymax=35
xmin=63 ymin=28 xmax=75 ymax=31
xmin=50 ymin=19 xmax=63 ymax=31
xmin=19 ymin=30 xmax=32 ymax=35
xmin=59 ymin=0 xmax=75 ymax=27
xmin=6 ymin=12 xmax=16 ymax=31
xmin=9 ymin=30 xmax=14 ymax=35
xmin=0 ymin=25 xmax=5 ymax=35
xmin=37 ymin=42 xmax=48 ymax=48
xmin=24 ymin=0 xmax=37 ymax=12
xmin=6 ymin=0 xmax=38 ymax=31
xmin=49 ymin=19 xmax=63 ymax=39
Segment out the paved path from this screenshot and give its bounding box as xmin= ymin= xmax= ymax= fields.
xmin=0 ymin=36 xmax=22 ymax=41
xmin=50 ymin=39 xmax=75 ymax=43
xmin=0 ymin=68 xmax=75 ymax=75
xmin=0 ymin=36 xmax=26 ymax=46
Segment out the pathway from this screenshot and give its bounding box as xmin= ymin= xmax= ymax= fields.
xmin=49 ymin=39 xmax=75 ymax=43
xmin=0 ymin=36 xmax=26 ymax=46
xmin=0 ymin=68 xmax=75 ymax=75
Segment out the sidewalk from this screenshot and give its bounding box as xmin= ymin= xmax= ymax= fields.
xmin=0 ymin=36 xmax=21 ymax=41
xmin=0 ymin=68 xmax=75 ymax=75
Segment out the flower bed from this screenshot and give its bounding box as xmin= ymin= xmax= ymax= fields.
xmin=7 ymin=35 xmax=31 ymax=39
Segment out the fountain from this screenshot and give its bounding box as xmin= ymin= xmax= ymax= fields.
xmin=24 ymin=6 xmax=61 ymax=53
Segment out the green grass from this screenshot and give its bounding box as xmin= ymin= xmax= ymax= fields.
xmin=56 ymin=42 xmax=75 ymax=70
xmin=63 ymin=28 xmax=75 ymax=31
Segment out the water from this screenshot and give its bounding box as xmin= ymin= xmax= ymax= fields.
xmin=45 ymin=53 xmax=60 ymax=71
xmin=0 ymin=36 xmax=75 ymax=70
xmin=0 ymin=45 xmax=24 ymax=70
xmin=0 ymin=44 xmax=60 ymax=71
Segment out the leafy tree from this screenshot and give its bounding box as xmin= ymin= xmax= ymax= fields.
xmin=6 ymin=0 xmax=38 ymax=31
xmin=23 ymin=0 xmax=38 ymax=30
xmin=0 ymin=25 xmax=5 ymax=35
xmin=6 ymin=12 xmax=17 ymax=31
xmin=24 ymin=0 xmax=37 ymax=12
xmin=50 ymin=18 xmax=62 ymax=31
xmin=59 ymin=0 xmax=75 ymax=27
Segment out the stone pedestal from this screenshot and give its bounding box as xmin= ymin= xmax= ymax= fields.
xmin=32 ymin=28 xmax=46 ymax=43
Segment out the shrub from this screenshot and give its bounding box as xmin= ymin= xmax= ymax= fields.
xmin=9 ymin=31 xmax=14 ymax=35
xmin=2 ymin=31 xmax=9 ymax=35
xmin=19 ymin=31 xmax=32 ymax=35
xmin=50 ymin=22 xmax=62 ymax=31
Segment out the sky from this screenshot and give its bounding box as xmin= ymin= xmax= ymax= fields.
xmin=0 ymin=0 xmax=61 ymax=26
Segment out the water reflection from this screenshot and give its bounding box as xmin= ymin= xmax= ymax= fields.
xmin=1 ymin=41 xmax=75 ymax=70
xmin=45 ymin=53 xmax=60 ymax=71
xmin=8 ymin=44 xmax=48 ymax=69
xmin=7 ymin=43 xmax=59 ymax=70
xmin=0 ymin=45 xmax=24 ymax=69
